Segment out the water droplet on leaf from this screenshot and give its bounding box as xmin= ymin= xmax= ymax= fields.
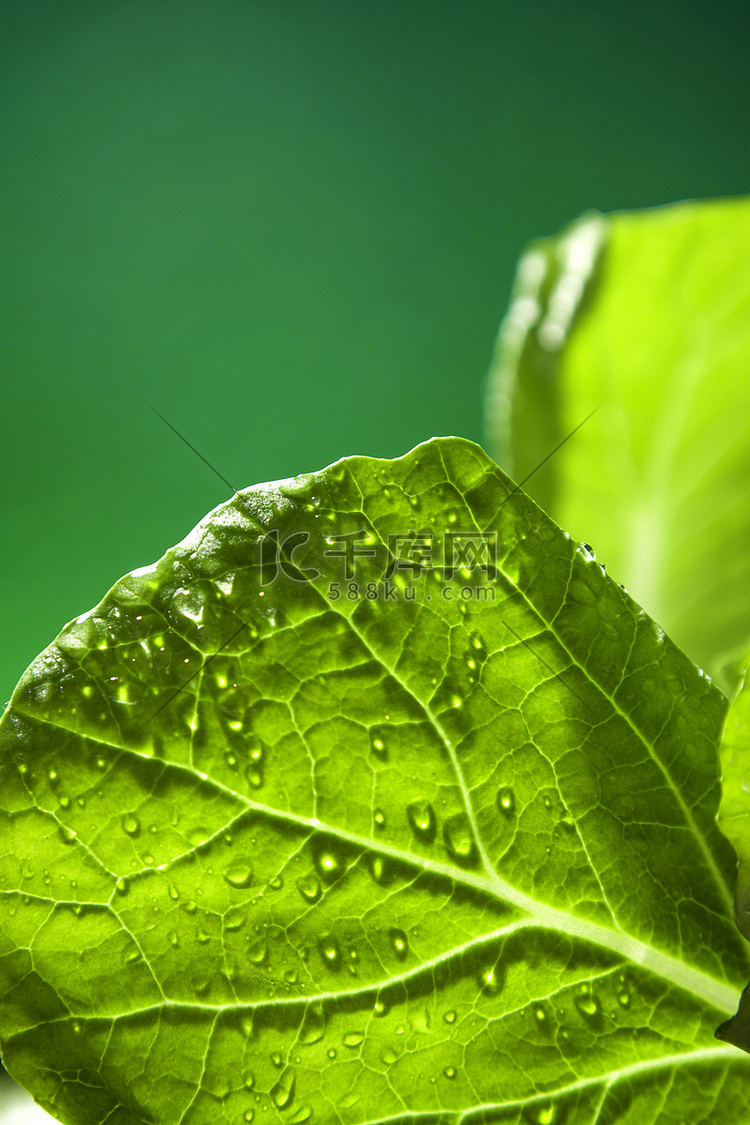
xmin=121 ymin=813 xmax=140 ymax=837
xmin=296 ymin=874 xmax=321 ymax=903
xmin=224 ymin=863 xmax=253 ymax=889
xmin=407 ymin=801 xmax=436 ymax=841
xmin=319 ymin=935 xmax=341 ymax=970
xmin=271 ymin=1072 xmax=295 ymax=1110
xmin=497 ymin=788 xmax=515 ymax=816
xmin=443 ymin=813 xmax=477 ymax=864
xmin=389 ymin=928 xmax=408 ymax=961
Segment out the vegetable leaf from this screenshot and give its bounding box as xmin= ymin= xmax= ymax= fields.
xmin=1 ymin=437 xmax=749 ymax=1125
xmin=716 ymin=650 xmax=750 ymax=1054
xmin=485 ymin=196 xmax=750 ymax=693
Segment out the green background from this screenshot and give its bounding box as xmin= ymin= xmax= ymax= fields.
xmin=2 ymin=0 xmax=750 ymax=711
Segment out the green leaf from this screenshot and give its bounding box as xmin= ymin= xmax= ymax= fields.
xmin=485 ymin=196 xmax=750 ymax=693
xmin=1 ymin=437 xmax=749 ymax=1124
xmin=716 ymin=649 xmax=750 ymax=1053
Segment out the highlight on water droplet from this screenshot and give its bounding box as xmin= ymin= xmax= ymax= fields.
xmin=497 ymin=787 xmax=515 ymax=816
xmin=370 ymin=730 xmax=388 ymax=759
xmin=223 ymin=862 xmax=253 ymax=889
xmin=443 ymin=1009 xmax=457 ymax=1025
xmin=478 ymin=961 xmax=503 ymax=995
xmin=574 ymin=986 xmax=600 ymax=1019
xmin=270 ymin=1051 xmax=283 ymax=1069
xmin=114 ymin=877 xmax=129 ymax=896
xmin=121 ymin=813 xmax=141 ymax=837
xmin=270 ymin=1071 xmax=295 ymax=1110
xmin=342 ymin=1030 xmax=365 ymax=1049
xmin=373 ymin=808 xmax=386 ymax=829
xmin=443 ymin=1066 xmax=457 ymax=1080
xmin=373 ymin=994 xmax=390 ymax=1018
xmin=530 ymin=1103 xmax=559 ymax=1125
xmin=388 ymin=928 xmax=408 ymax=961
xmin=299 ymin=1004 xmax=326 ymax=1045
xmin=296 ymin=874 xmax=322 ymax=903
xmin=315 ymin=849 xmax=344 ymax=882
xmin=369 ymin=854 xmax=387 ymax=883
xmin=442 ymin=813 xmax=477 ymax=864
xmin=406 ymin=801 xmax=437 ymax=842
xmin=243 ymin=1111 xmax=255 ymax=1123
xmin=289 ymin=1106 xmax=312 ymax=1125
xmin=318 ymin=934 xmax=342 ymax=971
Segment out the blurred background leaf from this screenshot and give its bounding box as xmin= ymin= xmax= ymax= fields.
xmin=486 ymin=197 xmax=750 ymax=693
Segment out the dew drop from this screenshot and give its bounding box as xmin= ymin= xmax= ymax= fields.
xmin=299 ymin=1005 xmax=326 ymax=1045
xmin=269 ymin=1066 xmax=292 ymax=1111
xmin=318 ymin=934 xmax=342 ymax=970
xmin=579 ymin=542 xmax=596 ymax=562
xmin=296 ymin=874 xmax=322 ymax=903
xmin=271 ymin=1072 xmax=295 ymax=1110
xmin=574 ymin=989 xmax=600 ymax=1019
xmin=389 ymin=928 xmax=408 ymax=961
xmin=369 ymin=855 xmax=386 ymax=883
xmin=316 ymin=850 xmax=344 ymax=882
xmin=370 ymin=733 xmax=387 ymax=759
xmin=244 ymin=1111 xmax=255 ymax=1123
xmin=617 ymin=988 xmax=631 ymax=1008
xmin=327 ymin=1048 xmax=337 ymax=1060
xmin=534 ymin=1005 xmax=547 ymax=1023
xmin=225 ymin=906 xmax=246 ymax=931
xmin=244 ymin=1073 xmax=255 ymax=1090
xmin=269 ymin=875 xmax=283 ymax=890
xmin=443 ymin=1066 xmax=457 ymax=1080
xmin=223 ymin=863 xmax=253 ymax=889
xmin=443 ymin=813 xmax=477 ymax=864
xmin=380 ymin=1047 xmax=398 ymax=1065
xmin=247 ymin=767 xmax=264 ymax=789
xmin=48 ymin=769 xmax=59 ymax=787
xmin=182 ymin=900 xmax=198 ymax=915
xmin=121 ymin=813 xmax=141 ymax=837
xmin=374 ymin=808 xmax=386 ymax=830
xmin=479 ymin=963 xmax=502 ymax=995
xmin=443 ymin=1009 xmax=457 ymax=1024
xmin=373 ymin=995 xmax=390 ymax=1018
xmin=342 ymin=1030 xmax=365 ymax=1048
xmin=531 ymin=1104 xmax=558 ymax=1125
xmin=114 ymin=877 xmax=129 ymax=896
xmin=406 ymin=801 xmax=436 ymax=841
xmin=289 ymin=1106 xmax=312 ymax=1125
xmin=247 ymin=937 xmax=268 ymax=965
xmin=57 ymin=824 xmax=77 ymax=846
xmin=270 ymin=1052 xmax=283 ymax=1069
xmin=497 ymin=787 xmax=515 ymax=816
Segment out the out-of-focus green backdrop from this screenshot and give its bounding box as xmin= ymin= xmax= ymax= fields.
xmin=2 ymin=0 xmax=750 ymax=709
